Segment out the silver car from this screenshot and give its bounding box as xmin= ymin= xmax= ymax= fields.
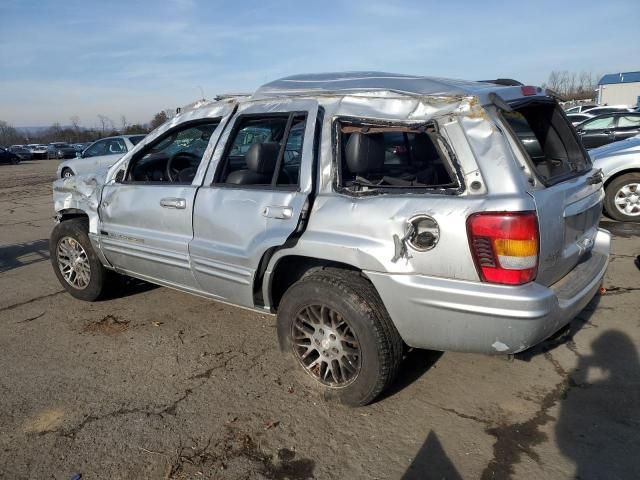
xmin=50 ymin=72 xmax=610 ymax=406
xmin=56 ymin=135 xmax=146 ymax=178
xmin=590 ymin=134 xmax=640 ymax=221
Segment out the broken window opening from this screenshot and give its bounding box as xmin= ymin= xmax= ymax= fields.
xmin=335 ymin=120 xmax=459 ymax=194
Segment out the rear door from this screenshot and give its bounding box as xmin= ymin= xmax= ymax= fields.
xmin=613 ymin=114 xmax=640 ymax=142
xmin=189 ymin=99 xmax=318 ymax=307
xmin=500 ymin=99 xmax=603 ymax=286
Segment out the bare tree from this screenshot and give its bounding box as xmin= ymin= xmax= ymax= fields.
xmin=120 ymin=115 xmax=128 ymax=133
xmin=96 ymin=114 xmax=114 ymax=136
xmin=0 ymin=120 xmax=22 ymax=146
xmin=542 ymin=70 xmax=598 ymax=101
xmin=70 ymin=116 xmax=81 ymax=142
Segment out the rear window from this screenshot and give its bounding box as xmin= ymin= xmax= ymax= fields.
xmin=502 ymin=102 xmax=590 ymax=184
xmin=335 ymin=120 xmax=459 ymax=194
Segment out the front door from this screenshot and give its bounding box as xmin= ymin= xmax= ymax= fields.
xmin=99 ymin=105 xmax=235 ymax=289
xmin=578 ymin=115 xmax=616 ymax=148
xmin=189 ymin=99 xmax=319 ymax=307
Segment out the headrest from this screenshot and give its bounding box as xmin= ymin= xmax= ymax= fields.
xmin=345 ymin=132 xmax=385 ymax=174
xmin=246 ymin=142 xmax=280 ymax=174
xmin=411 ymin=133 xmax=439 ymax=165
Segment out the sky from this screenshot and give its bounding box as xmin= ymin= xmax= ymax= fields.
xmin=1 ymin=0 xmax=639 ymax=127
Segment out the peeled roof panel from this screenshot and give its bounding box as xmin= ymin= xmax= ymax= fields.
xmin=252 ymin=71 xmax=499 ymax=99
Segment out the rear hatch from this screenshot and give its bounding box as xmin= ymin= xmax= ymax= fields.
xmin=500 ymin=98 xmax=603 ymax=286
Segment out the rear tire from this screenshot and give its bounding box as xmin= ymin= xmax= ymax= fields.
xmin=604 ymin=173 xmax=640 ymax=222
xmin=50 ymin=218 xmax=109 ymax=301
xmin=277 ymin=269 xmax=403 ymax=406
xmin=61 ymin=167 xmax=74 ymax=178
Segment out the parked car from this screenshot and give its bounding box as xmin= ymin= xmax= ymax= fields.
xmin=581 ymin=106 xmax=633 ymax=116
xmin=27 ymin=144 xmax=48 ymax=159
xmin=50 ymin=72 xmax=610 ymax=406
xmin=56 ymin=135 xmax=146 ymax=178
xmin=590 ymin=134 xmax=640 ymax=222
xmin=8 ymin=145 xmax=32 ymax=160
xmin=566 ymin=113 xmax=593 ymax=126
xmin=576 ymin=112 xmax=640 ymax=149
xmin=47 ymin=142 xmax=77 ymax=160
xmin=72 ymin=142 xmax=92 ymax=153
xmin=565 ymin=104 xmax=597 ymax=114
xmin=0 ymin=146 xmax=21 ymax=164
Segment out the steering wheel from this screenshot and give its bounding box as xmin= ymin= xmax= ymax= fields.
xmin=166 ymin=151 xmax=201 ymax=182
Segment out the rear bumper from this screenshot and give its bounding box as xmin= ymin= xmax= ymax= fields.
xmin=366 ymin=229 xmax=610 ymax=354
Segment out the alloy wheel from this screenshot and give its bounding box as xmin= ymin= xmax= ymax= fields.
xmin=291 ymin=304 xmax=361 ymax=386
xmin=57 ymin=236 xmax=91 ymax=289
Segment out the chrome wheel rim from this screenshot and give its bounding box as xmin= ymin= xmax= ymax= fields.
xmin=57 ymin=236 xmax=91 ymax=289
xmin=291 ymin=304 xmax=361 ymax=386
xmin=63 ymin=170 xmax=74 ymax=178
xmin=614 ymin=183 xmax=640 ymax=217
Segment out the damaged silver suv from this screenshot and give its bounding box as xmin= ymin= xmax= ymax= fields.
xmin=50 ymin=72 xmax=610 ymax=406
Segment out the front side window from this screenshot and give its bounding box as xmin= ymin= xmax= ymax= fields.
xmin=581 ymin=116 xmax=615 ymax=130
xmin=84 ymin=140 xmax=109 ymax=158
xmin=125 ymin=121 xmax=219 ymax=184
xmin=335 ymin=120 xmax=458 ymax=194
xmin=216 ymin=113 xmax=306 ymax=187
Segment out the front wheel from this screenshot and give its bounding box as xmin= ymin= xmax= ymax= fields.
xmin=50 ymin=218 xmax=109 ymax=301
xmin=604 ymin=173 xmax=640 ymax=222
xmin=61 ymin=167 xmax=74 ymax=178
xmin=277 ymin=270 xmax=403 ymax=406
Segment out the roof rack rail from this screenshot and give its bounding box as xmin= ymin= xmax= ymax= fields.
xmin=214 ymin=93 xmax=252 ymax=101
xmin=478 ymin=78 xmax=524 ymax=87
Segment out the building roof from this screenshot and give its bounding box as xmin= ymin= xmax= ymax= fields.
xmin=253 ymin=71 xmax=504 ymax=99
xmin=598 ymin=71 xmax=640 ymax=86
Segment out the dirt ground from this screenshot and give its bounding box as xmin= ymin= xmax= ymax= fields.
xmin=0 ymin=160 xmax=639 ymax=480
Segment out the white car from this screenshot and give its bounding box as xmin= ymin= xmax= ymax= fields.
xmin=56 ymin=135 xmax=146 ymax=178
xmin=27 ymin=144 xmax=48 ymax=159
xmin=590 ymin=134 xmax=640 ymax=222
xmin=582 ymin=105 xmax=633 ymax=116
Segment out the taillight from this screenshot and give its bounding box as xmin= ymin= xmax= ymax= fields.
xmin=521 ymin=85 xmax=539 ymax=96
xmin=467 ymin=212 xmax=539 ymax=285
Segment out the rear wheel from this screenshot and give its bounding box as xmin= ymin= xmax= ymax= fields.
xmin=277 ymin=269 xmax=403 ymax=406
xmin=61 ymin=167 xmax=74 ymax=178
xmin=604 ymin=173 xmax=640 ymax=222
xmin=50 ymin=218 xmax=109 ymax=301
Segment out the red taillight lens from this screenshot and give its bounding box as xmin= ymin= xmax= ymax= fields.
xmin=467 ymin=212 xmax=539 ymax=285
xmin=521 ymin=85 xmax=539 ymax=96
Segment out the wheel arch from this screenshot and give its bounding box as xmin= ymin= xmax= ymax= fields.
xmin=604 ymin=168 xmax=640 ymax=190
xmin=262 ymin=254 xmax=369 ymax=312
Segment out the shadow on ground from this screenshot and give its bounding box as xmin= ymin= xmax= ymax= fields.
xmin=0 ymin=239 xmax=49 ymax=273
xmin=556 ymin=329 xmax=640 ymax=479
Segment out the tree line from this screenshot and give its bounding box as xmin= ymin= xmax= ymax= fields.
xmin=541 ymin=70 xmax=598 ymax=101
xmin=0 ymin=110 xmax=174 ymax=147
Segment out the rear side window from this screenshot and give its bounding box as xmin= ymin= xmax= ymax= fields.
xmin=618 ymin=115 xmax=640 ymax=127
xmin=335 ymin=120 xmax=459 ymax=194
xmin=502 ymin=102 xmax=590 ymax=184
xmin=129 ymin=135 xmax=146 ymax=145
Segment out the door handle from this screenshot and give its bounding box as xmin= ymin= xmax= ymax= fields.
xmin=261 ymin=205 xmax=293 ymax=219
xmin=160 ymin=197 xmax=186 ymax=209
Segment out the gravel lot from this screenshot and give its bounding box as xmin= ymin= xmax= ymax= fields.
xmin=1 ymin=160 xmax=639 ymax=480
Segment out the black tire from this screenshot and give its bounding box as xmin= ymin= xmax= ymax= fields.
xmin=50 ymin=218 xmax=109 ymax=301
xmin=277 ymin=269 xmax=403 ymax=406
xmin=61 ymin=167 xmax=74 ymax=178
xmin=604 ymin=173 xmax=640 ymax=222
